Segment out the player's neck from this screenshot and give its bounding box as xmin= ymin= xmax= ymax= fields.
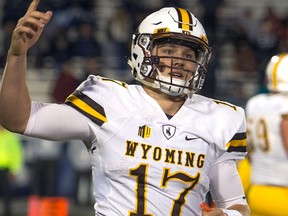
xmin=143 ymin=86 xmax=186 ymax=116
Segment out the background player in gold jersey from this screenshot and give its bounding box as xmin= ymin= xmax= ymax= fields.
xmin=239 ymin=53 xmax=288 ymax=216
xmin=0 ymin=0 xmax=250 ymax=215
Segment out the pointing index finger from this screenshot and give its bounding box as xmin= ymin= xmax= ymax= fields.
xmin=25 ymin=0 xmax=40 ymax=14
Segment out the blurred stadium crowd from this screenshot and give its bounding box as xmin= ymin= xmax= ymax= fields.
xmin=1 ymin=0 xmax=288 ymax=215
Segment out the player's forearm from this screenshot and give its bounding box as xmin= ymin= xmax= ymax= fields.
xmin=0 ymin=53 xmax=31 ymax=133
xmin=227 ymin=204 xmax=251 ymax=216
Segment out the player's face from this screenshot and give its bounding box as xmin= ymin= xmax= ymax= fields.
xmin=152 ymin=43 xmax=197 ymax=80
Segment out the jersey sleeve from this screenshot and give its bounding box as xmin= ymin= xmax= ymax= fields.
xmin=210 ymin=100 xmax=247 ymax=162
xmin=225 ymin=110 xmax=247 ymax=159
xmin=64 ymin=75 xmax=129 ymax=140
xmin=24 ymin=102 xmax=93 ymax=142
xmin=209 ymin=160 xmax=248 ymax=208
xmin=65 ymin=75 xmax=108 ymax=128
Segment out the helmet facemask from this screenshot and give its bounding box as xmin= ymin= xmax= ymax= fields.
xmin=134 ymin=33 xmax=210 ymax=97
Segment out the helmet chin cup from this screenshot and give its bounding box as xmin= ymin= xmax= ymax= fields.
xmin=157 ymin=74 xmax=186 ymax=96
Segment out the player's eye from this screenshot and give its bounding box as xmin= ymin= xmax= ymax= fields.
xmin=162 ymin=49 xmax=174 ymax=55
xmin=184 ymin=52 xmax=196 ymax=60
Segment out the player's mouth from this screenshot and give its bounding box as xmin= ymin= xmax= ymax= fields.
xmin=170 ymin=71 xmax=184 ymax=78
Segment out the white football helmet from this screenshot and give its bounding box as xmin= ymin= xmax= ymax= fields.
xmin=128 ymin=7 xmax=212 ymax=97
xmin=266 ymin=53 xmax=288 ymax=93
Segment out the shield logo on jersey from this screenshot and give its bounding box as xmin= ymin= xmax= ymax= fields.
xmin=162 ymin=125 xmax=176 ymax=140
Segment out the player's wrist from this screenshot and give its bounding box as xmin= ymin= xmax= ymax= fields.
xmin=7 ymin=49 xmax=27 ymax=58
xmin=222 ymin=209 xmax=242 ymax=216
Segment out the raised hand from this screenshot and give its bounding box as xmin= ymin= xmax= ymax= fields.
xmin=9 ymin=0 xmax=53 ymax=56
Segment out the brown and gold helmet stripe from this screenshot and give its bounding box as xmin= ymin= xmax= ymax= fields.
xmin=272 ymin=53 xmax=286 ymax=89
xmin=175 ymin=8 xmax=193 ymax=31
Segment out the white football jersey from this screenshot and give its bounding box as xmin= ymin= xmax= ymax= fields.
xmin=246 ymin=93 xmax=288 ymax=186
xmin=63 ymin=75 xmax=247 ymax=216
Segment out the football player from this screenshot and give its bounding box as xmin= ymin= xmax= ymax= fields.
xmin=0 ymin=0 xmax=250 ymax=215
xmin=245 ymin=53 xmax=288 ymax=216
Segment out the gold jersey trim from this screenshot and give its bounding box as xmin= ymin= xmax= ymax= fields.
xmin=226 ymin=132 xmax=247 ymax=153
xmin=65 ymin=90 xmax=107 ymax=126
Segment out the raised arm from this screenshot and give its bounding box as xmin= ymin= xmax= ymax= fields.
xmin=0 ymin=0 xmax=52 ymax=133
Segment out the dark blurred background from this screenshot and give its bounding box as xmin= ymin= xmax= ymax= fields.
xmin=0 ymin=0 xmax=288 ymax=215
